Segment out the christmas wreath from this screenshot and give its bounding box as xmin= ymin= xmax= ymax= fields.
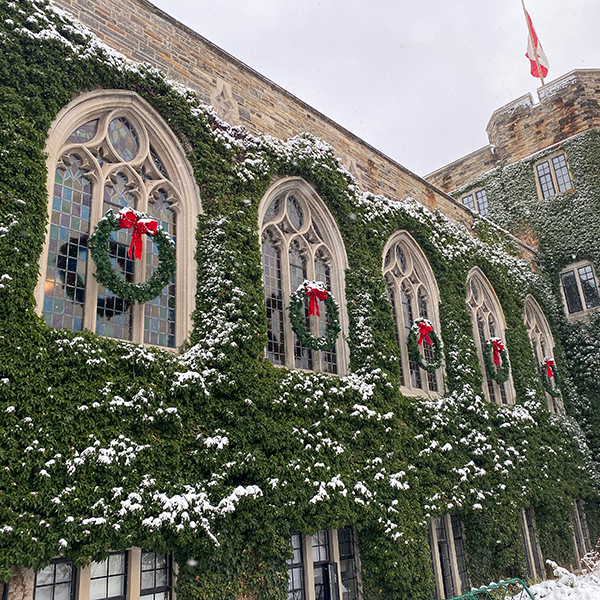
xmin=407 ymin=318 xmax=444 ymax=372
xmin=288 ymin=280 xmax=340 ymax=351
xmin=89 ymin=208 xmax=176 ymax=304
xmin=541 ymin=357 xmax=561 ymax=398
xmin=483 ymin=337 xmax=510 ymax=383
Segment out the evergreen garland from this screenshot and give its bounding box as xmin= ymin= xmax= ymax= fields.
xmin=407 ymin=317 xmax=444 ymax=372
xmin=288 ymin=281 xmax=340 ymax=351
xmin=483 ymin=338 xmax=511 ymax=384
xmin=89 ymin=210 xmax=176 ymax=304
xmin=541 ymin=358 xmax=562 ymax=398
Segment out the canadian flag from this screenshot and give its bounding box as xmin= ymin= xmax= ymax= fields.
xmin=525 ymin=10 xmax=549 ymax=79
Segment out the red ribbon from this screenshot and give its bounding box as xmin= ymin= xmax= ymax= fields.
xmin=306 ymin=284 xmax=327 ymax=317
xmin=545 ymin=358 xmax=555 ymax=378
xmin=417 ymin=321 xmax=433 ymax=346
xmin=118 ymin=208 xmax=159 ymax=260
xmin=492 ymin=339 xmax=505 ymax=366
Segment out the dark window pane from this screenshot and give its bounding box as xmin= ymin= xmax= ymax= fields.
xmin=577 ymin=265 xmax=600 ymax=309
xmin=561 ymin=270 xmax=584 ymax=313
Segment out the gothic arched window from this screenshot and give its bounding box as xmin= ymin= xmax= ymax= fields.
xmin=259 ymin=178 xmax=349 ymax=374
xmin=35 ymin=90 xmax=201 ymax=348
xmin=383 ymin=232 xmax=443 ymax=394
xmin=523 ymin=295 xmax=563 ymax=414
xmin=466 ymin=268 xmax=515 ymax=405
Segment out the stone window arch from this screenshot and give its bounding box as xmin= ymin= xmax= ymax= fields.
xmin=259 ymin=177 xmax=349 ymax=374
xmin=35 ymin=90 xmax=201 ymax=348
xmin=383 ymin=231 xmax=443 ymax=395
xmin=523 ymin=295 xmax=563 ymax=413
xmin=466 ymin=267 xmax=515 ymax=405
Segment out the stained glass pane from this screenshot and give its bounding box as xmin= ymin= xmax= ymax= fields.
xmin=396 ymin=245 xmax=407 ymax=272
xmin=315 ymin=251 xmax=337 ymax=374
xmin=262 ymin=231 xmax=285 ymax=365
xmin=402 ymin=285 xmax=422 ymax=389
xmin=96 ymin=173 xmax=135 ymax=341
xmin=150 ymin=146 xmax=168 ymax=179
xmin=418 ymin=289 xmax=438 ymax=392
xmin=264 ymin=198 xmax=280 ymax=224
xmin=385 ymin=283 xmax=405 ymax=386
xmin=108 ymin=118 xmax=139 ymax=162
xmin=477 ymin=315 xmax=496 ymax=403
xmin=289 ymin=241 xmax=312 ymax=370
xmin=67 ymin=119 xmax=98 ymax=144
xmin=287 ymin=195 xmax=304 ymax=230
xmin=144 ymin=191 xmax=176 ymax=348
xmin=44 ymin=157 xmax=91 ymax=332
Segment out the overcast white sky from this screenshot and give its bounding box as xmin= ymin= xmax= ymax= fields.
xmin=150 ymin=0 xmax=600 ymax=177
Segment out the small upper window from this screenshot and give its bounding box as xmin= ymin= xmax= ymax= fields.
xmin=560 ymin=261 xmax=600 ymax=319
xmin=461 ymin=189 xmax=488 ymax=216
xmin=535 ymin=153 xmax=573 ymax=199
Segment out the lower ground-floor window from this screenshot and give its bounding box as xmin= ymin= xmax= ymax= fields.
xmin=6 ymin=549 xmax=171 ymax=600
xmin=429 ymin=515 xmax=469 ymax=599
xmin=287 ymin=528 xmax=361 ymax=600
xmin=573 ymin=500 xmax=591 ymax=570
xmin=520 ymin=508 xmax=544 ymax=581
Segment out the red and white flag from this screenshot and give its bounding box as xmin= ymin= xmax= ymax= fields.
xmin=525 ymin=10 xmax=549 ymax=79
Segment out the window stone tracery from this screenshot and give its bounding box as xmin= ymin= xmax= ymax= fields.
xmin=259 ymin=178 xmax=349 ymax=374
xmin=36 ymin=90 xmax=200 ymax=348
xmin=383 ymin=231 xmax=442 ymax=394
xmin=466 ymin=268 xmax=515 ymax=405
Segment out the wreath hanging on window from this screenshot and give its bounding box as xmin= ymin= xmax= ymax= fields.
xmin=288 ymin=280 xmax=340 ymax=351
xmin=89 ymin=208 xmax=176 ymax=304
xmin=483 ymin=337 xmax=511 ymax=383
xmin=541 ymin=357 xmax=562 ymax=398
xmin=407 ymin=317 xmax=444 ymax=372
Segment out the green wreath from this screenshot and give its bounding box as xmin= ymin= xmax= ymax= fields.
xmin=89 ymin=209 xmax=176 ymax=304
xmin=288 ymin=281 xmax=340 ymax=351
xmin=541 ymin=358 xmax=562 ymax=398
xmin=483 ymin=338 xmax=510 ymax=383
xmin=407 ymin=318 xmax=444 ymax=372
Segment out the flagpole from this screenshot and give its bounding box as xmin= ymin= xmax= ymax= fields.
xmin=521 ymin=0 xmax=545 ymax=86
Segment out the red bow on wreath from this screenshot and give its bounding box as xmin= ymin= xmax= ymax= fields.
xmin=417 ymin=321 xmax=433 ymax=346
xmin=306 ymin=283 xmax=327 ymax=317
xmin=118 ymin=208 xmax=159 ymax=260
xmin=492 ymin=339 xmax=505 ymax=366
xmin=545 ymin=358 xmax=555 ymax=378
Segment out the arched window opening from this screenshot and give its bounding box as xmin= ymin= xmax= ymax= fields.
xmin=383 ymin=232 xmax=442 ymax=395
xmin=259 ymin=178 xmax=349 ymax=374
xmin=523 ymin=295 xmax=563 ymax=413
xmin=466 ymin=268 xmax=515 ymax=405
xmin=36 ymin=90 xmax=200 ymax=348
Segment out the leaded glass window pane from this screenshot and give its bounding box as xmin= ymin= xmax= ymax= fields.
xmin=386 ymin=282 xmax=405 ymax=386
xmin=477 ymin=315 xmax=496 ymax=403
xmin=35 ymin=560 xmax=76 ymax=600
xmin=262 ymin=231 xmax=285 ymax=365
xmin=289 ymin=241 xmax=312 ymax=370
xmin=108 ymin=118 xmax=139 ymax=162
xmin=561 ymin=270 xmax=583 ymax=313
xmin=140 ymin=552 xmax=171 ymax=600
xmin=67 ymin=119 xmax=98 ymax=144
xmin=577 ymin=265 xmax=600 ymax=309
xmin=315 ymin=251 xmax=337 ymax=374
xmin=536 ymin=161 xmax=556 ymax=199
xmin=402 ymin=286 xmax=422 ymax=389
xmin=418 ymin=290 xmax=438 ymax=392
xmin=144 ymin=191 xmax=176 ymax=348
xmin=311 ymin=530 xmax=330 ymax=564
xmin=475 ymin=189 xmax=488 ymax=216
xmin=338 ymin=528 xmax=358 ymax=600
xmin=451 ymin=516 xmax=469 ymax=593
xmin=96 ymin=173 xmax=135 ymax=340
xmin=287 ymin=533 xmax=304 ymax=600
xmin=44 ymin=157 xmax=91 ymax=332
xmin=90 ymin=553 xmax=126 ymax=600
xmin=552 ymin=154 xmax=573 ymax=193
xmin=462 ymin=194 xmax=475 ymax=211
xmin=287 ymin=196 xmax=304 ymax=230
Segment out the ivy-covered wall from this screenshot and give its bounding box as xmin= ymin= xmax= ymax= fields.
xmin=0 ymin=2 xmax=598 ymax=599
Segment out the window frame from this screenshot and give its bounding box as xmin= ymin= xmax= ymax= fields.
xmin=523 ymin=295 xmax=563 ymax=414
xmin=287 ymin=529 xmax=362 ymax=600
xmin=35 ymin=90 xmax=201 ymax=348
xmin=461 ymin=188 xmax=489 ymax=217
xmin=466 ymin=267 xmax=515 ymax=405
xmin=559 ymin=260 xmax=600 ymax=321
xmin=534 ymin=152 xmax=574 ymax=200
xmin=383 ymin=231 xmax=444 ymax=397
xmin=259 ymin=177 xmax=350 ymax=375
xmin=519 ymin=508 xmax=544 ymax=582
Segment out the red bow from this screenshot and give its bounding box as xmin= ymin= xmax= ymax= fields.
xmin=492 ymin=339 xmax=505 ymax=366
xmin=118 ymin=208 xmax=159 ymax=260
xmin=417 ymin=321 xmax=433 ymax=346
xmin=545 ymin=358 xmax=555 ymax=378
xmin=306 ymin=283 xmax=327 ymax=317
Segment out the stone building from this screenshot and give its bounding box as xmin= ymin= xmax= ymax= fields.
xmin=0 ymin=3 xmax=598 ymax=600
